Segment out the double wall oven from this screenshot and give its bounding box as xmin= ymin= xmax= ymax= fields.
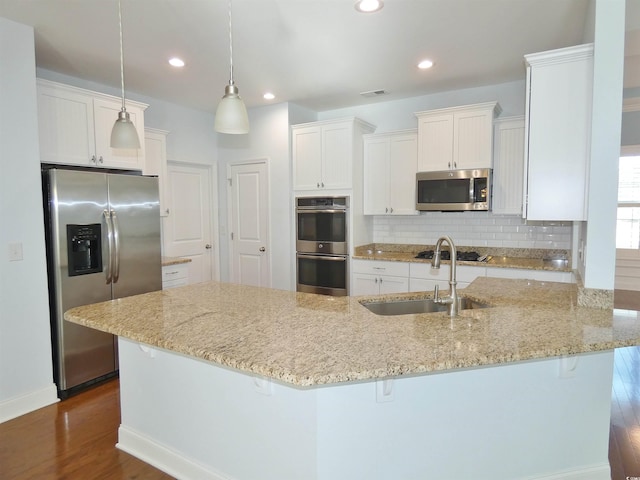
xmin=296 ymin=196 xmax=349 ymax=296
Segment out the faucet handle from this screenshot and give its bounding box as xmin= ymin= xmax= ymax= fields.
xmin=433 ymin=284 xmax=439 ymax=300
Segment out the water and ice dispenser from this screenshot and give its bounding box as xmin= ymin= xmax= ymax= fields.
xmin=66 ymin=224 xmax=102 ymax=276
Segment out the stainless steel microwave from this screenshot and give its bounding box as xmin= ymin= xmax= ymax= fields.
xmin=416 ymin=168 xmax=492 ymax=211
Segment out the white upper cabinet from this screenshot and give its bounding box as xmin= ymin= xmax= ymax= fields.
xmin=415 ymin=102 xmax=501 ymax=172
xmin=523 ymin=44 xmax=593 ymax=221
xmin=363 ymin=130 xmax=418 ymax=215
xmin=292 ymin=118 xmax=375 ymax=191
xmin=492 ymin=116 xmax=525 ymax=215
xmin=144 ymin=128 xmax=170 ymax=217
xmin=37 ymin=79 xmax=147 ymax=170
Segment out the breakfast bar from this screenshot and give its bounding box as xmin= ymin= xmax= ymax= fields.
xmin=65 ymin=278 xmax=640 ymax=480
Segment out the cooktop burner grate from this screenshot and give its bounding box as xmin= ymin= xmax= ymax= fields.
xmin=414 ymin=250 xmax=482 ymax=262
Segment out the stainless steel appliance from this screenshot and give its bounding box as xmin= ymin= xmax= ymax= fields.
xmin=416 ymin=168 xmax=492 ymax=211
xmin=42 ymin=165 xmax=162 ymax=398
xmin=295 ymin=196 xmax=348 ymax=296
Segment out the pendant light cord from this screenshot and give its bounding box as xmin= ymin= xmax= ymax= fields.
xmin=228 ymin=0 xmax=234 ymax=85
xmin=118 ymin=0 xmax=126 ymax=111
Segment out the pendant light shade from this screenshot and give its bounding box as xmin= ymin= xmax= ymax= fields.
xmin=111 ymin=0 xmax=140 ymax=149
xmin=214 ymin=0 xmax=249 ymax=134
xmin=111 ymin=109 xmax=140 ymax=148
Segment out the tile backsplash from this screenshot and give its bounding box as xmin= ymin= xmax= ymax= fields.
xmin=373 ymin=213 xmax=572 ymax=250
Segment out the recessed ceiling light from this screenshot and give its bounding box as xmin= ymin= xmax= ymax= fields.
xmin=263 ymin=92 xmax=275 ymax=100
xmin=417 ymin=59 xmax=434 ymax=70
xmin=354 ymin=0 xmax=383 ymax=13
xmin=168 ymin=57 xmax=185 ymax=68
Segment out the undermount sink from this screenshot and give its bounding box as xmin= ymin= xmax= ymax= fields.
xmin=361 ymin=296 xmax=491 ymax=316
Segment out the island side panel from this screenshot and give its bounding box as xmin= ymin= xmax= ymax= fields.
xmin=116 ymin=338 xmax=319 ymax=480
xmin=116 ymin=337 xmax=614 ymax=480
xmin=316 ymin=351 xmax=614 ymax=480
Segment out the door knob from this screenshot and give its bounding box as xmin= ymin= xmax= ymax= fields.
xmin=259 ymin=247 xmax=266 ymax=252
xmin=205 ymin=244 xmax=212 ymax=249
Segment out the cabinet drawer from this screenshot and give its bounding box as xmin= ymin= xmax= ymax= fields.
xmin=352 ymin=259 xmax=409 ymax=277
xmin=162 ymin=263 xmax=188 ymax=282
xmin=485 ymin=267 xmax=573 ymax=283
xmin=409 ymin=263 xmax=483 ymax=283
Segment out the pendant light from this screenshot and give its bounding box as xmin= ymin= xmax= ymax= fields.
xmin=110 ymin=0 xmax=140 ymax=149
xmin=214 ymin=0 xmax=249 ymax=134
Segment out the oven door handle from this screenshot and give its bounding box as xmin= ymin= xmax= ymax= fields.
xmin=296 ymin=253 xmax=347 ymax=261
xmin=296 ymin=208 xmax=347 ymax=214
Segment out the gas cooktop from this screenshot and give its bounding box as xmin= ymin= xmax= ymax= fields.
xmin=414 ymin=250 xmax=485 ymax=262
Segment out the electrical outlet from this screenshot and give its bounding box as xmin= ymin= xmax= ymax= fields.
xmin=8 ymin=242 xmax=23 ymax=262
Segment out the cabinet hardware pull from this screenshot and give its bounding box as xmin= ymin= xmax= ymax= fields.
xmin=390 ymin=207 xmax=393 ymax=213
xmin=91 ymin=155 xmax=97 ymax=164
xmin=98 ymin=156 xmax=104 ymax=164
xmin=385 ymin=207 xmax=388 ymax=213
xmin=321 ymin=182 xmax=325 ymax=188
xmin=317 ymin=182 xmax=320 ymax=188
xmin=259 ymin=247 xmax=266 ymax=252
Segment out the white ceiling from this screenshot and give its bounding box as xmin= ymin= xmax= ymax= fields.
xmin=0 ymin=0 xmax=638 ymax=113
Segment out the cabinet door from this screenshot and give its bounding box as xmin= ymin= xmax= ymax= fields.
xmin=453 ymin=108 xmax=494 ymax=170
xmin=93 ymin=98 xmax=143 ymax=170
xmin=37 ymin=84 xmax=96 ymax=166
xmin=417 ymin=113 xmax=453 ymax=171
xmin=351 ymin=273 xmax=381 ymax=296
xmin=363 ymin=137 xmax=390 ymax=215
xmin=388 ymin=134 xmax=418 ymax=215
xmin=292 ymin=126 xmax=322 ymax=190
xmin=492 ymin=117 xmax=525 ymax=215
xmin=524 ymin=45 xmax=592 ymax=221
xmin=144 ymin=129 xmax=170 ymax=217
xmin=409 ymin=277 xmax=448 ymax=293
xmin=322 ymin=123 xmax=352 ymax=189
xmin=378 ymin=275 xmax=409 ymax=294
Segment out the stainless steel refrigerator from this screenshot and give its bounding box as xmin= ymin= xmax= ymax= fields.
xmin=42 ymin=166 xmax=162 ymax=398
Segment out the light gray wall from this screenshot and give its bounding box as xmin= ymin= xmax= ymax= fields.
xmin=317 ymin=80 xmax=526 ymax=131
xmin=0 ymin=18 xmax=57 ymax=420
xmin=581 ymin=0 xmax=626 ymax=290
xmin=216 ymin=102 xmax=293 ymax=290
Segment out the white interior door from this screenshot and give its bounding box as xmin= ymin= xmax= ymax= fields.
xmin=163 ymin=162 xmax=214 ymax=284
xmin=228 ymin=161 xmax=270 ymax=287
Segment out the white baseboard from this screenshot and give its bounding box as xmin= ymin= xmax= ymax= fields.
xmin=521 ymin=463 xmax=611 ymax=480
xmin=117 ymin=425 xmax=234 ymax=480
xmin=0 ymin=383 xmax=59 ymax=424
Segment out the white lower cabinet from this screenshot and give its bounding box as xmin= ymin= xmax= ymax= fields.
xmin=162 ymin=263 xmax=189 ymax=289
xmin=351 ymin=259 xmax=409 ymax=296
xmin=409 ymin=263 xmax=484 ymax=292
xmin=485 ymin=267 xmax=573 ymax=283
xmin=352 ymin=259 xmax=573 ymax=296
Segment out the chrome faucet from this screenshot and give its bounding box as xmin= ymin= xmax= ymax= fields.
xmin=431 ymin=235 xmax=459 ymax=317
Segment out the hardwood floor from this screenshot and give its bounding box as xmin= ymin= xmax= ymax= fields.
xmin=1 ymin=290 xmax=639 ymax=479
xmin=0 ymin=379 xmax=173 ymax=479
xmin=610 ymin=289 xmax=640 ymax=480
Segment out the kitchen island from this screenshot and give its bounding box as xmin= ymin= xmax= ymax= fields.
xmin=65 ymin=278 xmax=640 ymax=480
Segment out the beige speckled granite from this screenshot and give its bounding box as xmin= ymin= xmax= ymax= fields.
xmin=354 ymin=244 xmax=572 ymax=272
xmin=161 ymin=256 xmax=192 ymax=266
xmin=64 ymin=277 xmax=640 ymax=388
xmin=574 ymin=270 xmax=614 ymax=309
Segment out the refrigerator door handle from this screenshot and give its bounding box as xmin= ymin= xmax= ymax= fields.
xmin=103 ymin=209 xmax=114 ymax=284
xmin=111 ymin=210 xmax=121 ymax=283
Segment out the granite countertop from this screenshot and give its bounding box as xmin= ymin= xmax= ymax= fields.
xmin=353 ymin=243 xmax=572 ymax=272
xmin=161 ymin=256 xmax=192 ymax=267
xmin=64 ymin=277 xmax=640 ymax=388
